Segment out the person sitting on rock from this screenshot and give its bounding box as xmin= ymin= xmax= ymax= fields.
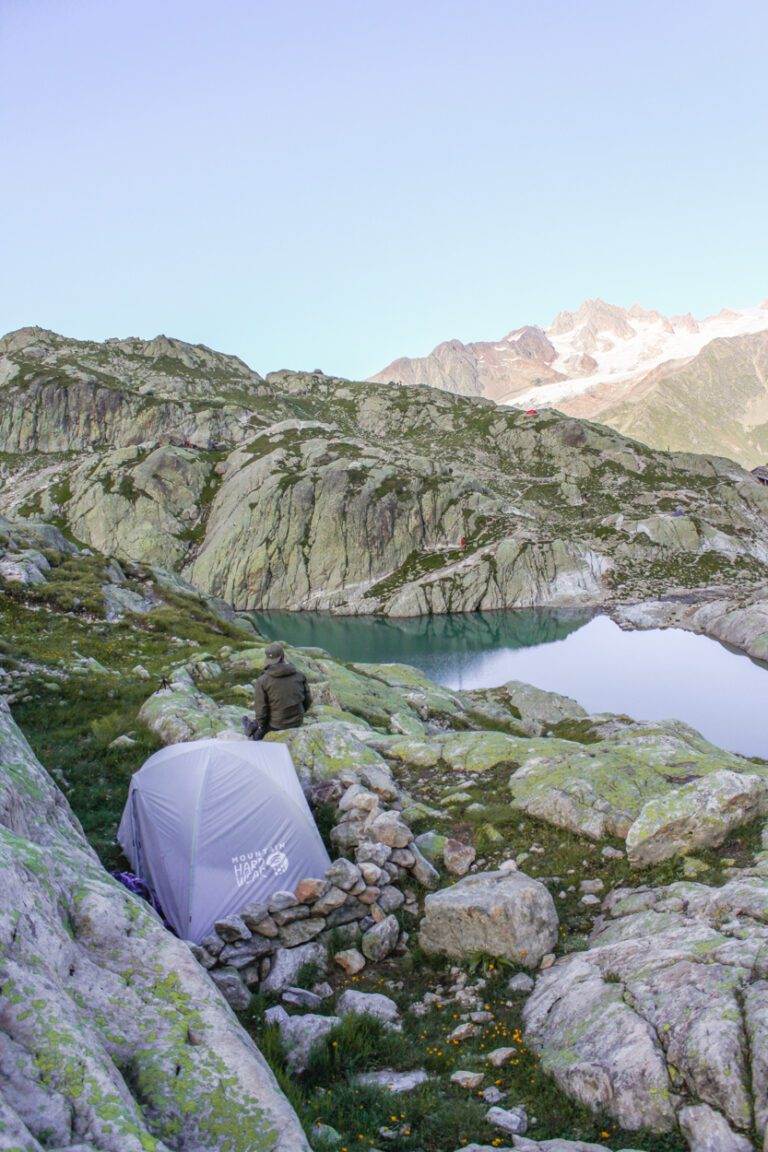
xmin=243 ymin=642 xmax=311 ymax=740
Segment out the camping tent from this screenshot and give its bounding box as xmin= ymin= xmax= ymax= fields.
xmin=117 ymin=738 xmax=331 ymax=943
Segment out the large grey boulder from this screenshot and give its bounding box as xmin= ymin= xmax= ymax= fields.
xmin=461 ymin=680 xmax=587 ymax=736
xmin=419 ymin=870 xmax=558 ymax=966
xmin=0 ymin=698 xmax=310 ymax=1151
xmin=102 ymin=581 xmax=160 ymax=621
xmin=523 ymin=872 xmax=768 ymax=1141
xmin=625 ymin=770 xmax=768 ymax=867
xmin=138 ymin=680 xmax=249 ymax=744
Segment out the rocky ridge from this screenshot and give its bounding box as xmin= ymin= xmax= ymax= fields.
xmin=558 ymin=330 xmax=768 ymax=468
xmin=4 ymin=328 xmax=768 ymax=626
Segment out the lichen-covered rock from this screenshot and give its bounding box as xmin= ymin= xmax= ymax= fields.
xmin=461 ymin=679 xmax=587 ymax=737
xmin=626 ymin=770 xmax=768 ymax=866
xmin=209 ymin=965 xmax=251 ymax=1010
xmin=0 ymin=551 xmax=48 ymax=586
xmin=367 ymin=809 xmax=413 ymax=848
xmin=138 ymin=681 xmax=249 ymax=744
xmin=409 ymin=843 xmax=441 ymax=888
xmin=351 ymin=663 xmax=466 ymax=720
xmin=314 ymin=660 xmax=420 ymax=728
xmin=507 ymin=720 xmax=755 ymax=841
xmin=261 ymin=941 xmax=327 ymax=993
xmin=414 ymin=830 xmax=447 ymax=862
xmin=267 ymin=722 xmax=398 ymax=798
xmin=102 ymin=580 xmax=160 ymax=621
xmin=419 ymin=870 xmax=559 ymax=967
xmin=677 ymin=1103 xmax=753 ymax=1152
xmin=443 ymin=838 xmax=477 ymax=876
xmin=361 ymin=914 xmax=400 ymax=961
xmin=523 ymin=872 xmax=768 ymax=1141
xmin=0 ymin=698 xmax=310 ymax=1150
xmin=441 ymin=731 xmax=523 ymax=774
xmin=136 ymin=680 xmax=401 ymax=803
xmin=381 ymin=736 xmax=443 ymax=769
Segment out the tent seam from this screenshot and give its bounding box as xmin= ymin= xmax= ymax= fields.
xmin=187 ymin=752 xmax=210 ymax=935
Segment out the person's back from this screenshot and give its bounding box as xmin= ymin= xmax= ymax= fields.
xmin=247 ymin=642 xmax=311 ymax=738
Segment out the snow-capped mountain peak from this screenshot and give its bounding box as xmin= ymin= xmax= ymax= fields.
xmin=516 ymin=299 xmax=768 ymax=407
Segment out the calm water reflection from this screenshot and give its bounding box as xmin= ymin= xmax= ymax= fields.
xmin=252 ymin=610 xmax=768 ymax=758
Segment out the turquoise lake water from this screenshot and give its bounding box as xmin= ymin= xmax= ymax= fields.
xmin=252 ymin=609 xmax=768 ymax=758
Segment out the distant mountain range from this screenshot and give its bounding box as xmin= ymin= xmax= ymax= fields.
xmin=370 ymin=299 xmax=768 ymax=466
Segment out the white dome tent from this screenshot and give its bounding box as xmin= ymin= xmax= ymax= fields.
xmin=117 ymin=738 xmax=331 ymax=943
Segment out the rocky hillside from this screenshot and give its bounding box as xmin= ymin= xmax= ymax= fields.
xmin=369 ymin=325 xmax=566 ymax=401
xmin=4 ymin=514 xmax=768 ymax=1150
xmin=4 ymin=326 xmax=768 ymax=619
xmin=371 ymin=300 xmax=768 ymax=466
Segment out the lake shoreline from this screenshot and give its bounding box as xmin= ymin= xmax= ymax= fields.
xmin=252 ymin=602 xmax=768 ymax=759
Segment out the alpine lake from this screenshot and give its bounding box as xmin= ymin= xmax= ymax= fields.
xmin=253 ymin=608 xmax=768 ymax=759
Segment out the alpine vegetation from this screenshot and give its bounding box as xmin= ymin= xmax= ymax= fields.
xmin=3 ymin=327 xmax=768 ymax=1152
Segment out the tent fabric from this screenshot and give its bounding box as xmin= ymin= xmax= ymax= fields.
xmin=117 ymin=738 xmax=331 ymax=943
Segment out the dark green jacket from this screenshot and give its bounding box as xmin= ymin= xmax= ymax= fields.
xmin=253 ymin=661 xmax=311 ymax=731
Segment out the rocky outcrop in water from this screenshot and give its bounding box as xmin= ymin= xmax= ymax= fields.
xmin=613 ymin=591 xmax=768 ymax=663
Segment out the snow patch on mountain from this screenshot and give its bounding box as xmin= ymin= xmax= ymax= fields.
xmin=510 ymin=301 xmax=768 ymax=407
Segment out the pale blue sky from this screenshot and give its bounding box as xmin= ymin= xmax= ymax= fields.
xmin=2 ymin=0 xmax=767 ymax=379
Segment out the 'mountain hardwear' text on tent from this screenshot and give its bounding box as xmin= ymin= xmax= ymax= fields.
xmin=118 ymin=738 xmax=331 ymax=942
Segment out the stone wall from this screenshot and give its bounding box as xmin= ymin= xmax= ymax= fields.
xmin=192 ymin=778 xmax=439 ymax=1008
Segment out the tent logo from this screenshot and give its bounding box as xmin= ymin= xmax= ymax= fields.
xmin=232 ymin=841 xmax=288 ymax=888
xmin=266 ymin=849 xmax=289 ymax=876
